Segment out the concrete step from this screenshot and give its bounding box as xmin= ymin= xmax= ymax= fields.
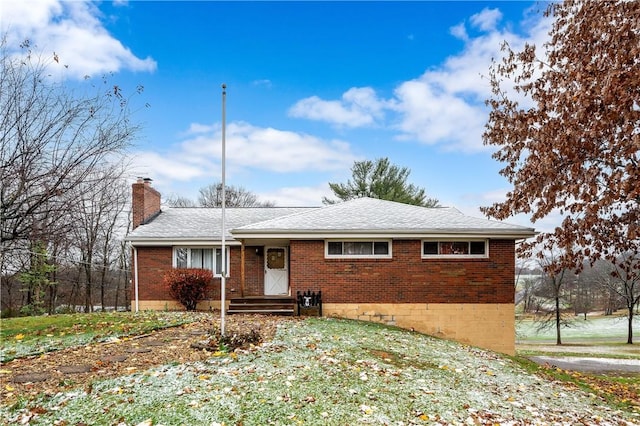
xmin=227 ymin=308 xmax=294 ymax=315
xmin=227 ymin=296 xmax=296 ymax=315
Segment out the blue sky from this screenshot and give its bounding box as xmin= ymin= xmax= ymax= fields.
xmin=1 ymin=1 xmax=558 ymax=231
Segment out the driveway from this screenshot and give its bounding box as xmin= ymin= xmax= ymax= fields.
xmin=529 ymin=355 xmax=640 ymax=374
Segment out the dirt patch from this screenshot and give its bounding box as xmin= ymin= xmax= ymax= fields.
xmin=1 ymin=314 xmax=292 ymax=406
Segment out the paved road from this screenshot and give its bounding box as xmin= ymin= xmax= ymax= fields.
xmin=529 ymin=356 xmax=640 ymax=374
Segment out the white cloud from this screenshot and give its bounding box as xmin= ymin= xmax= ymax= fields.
xmin=129 ymin=121 xmax=356 ymax=192
xmin=449 ymin=23 xmax=468 ymax=41
xmin=285 ymin=6 xmax=551 ymax=153
xmin=470 ymin=8 xmax=503 ymax=32
xmin=0 ymin=0 xmax=156 ymax=79
xmin=129 ymin=151 xmax=211 ymax=183
xmin=181 ymin=121 xmax=355 ymax=173
xmin=457 ymin=187 xmax=564 ymax=234
xmin=259 ymin=185 xmax=331 ymax=207
xmin=392 ymin=8 xmax=552 ymax=152
xmin=392 ymin=79 xmax=486 ymax=151
xmin=288 ymin=87 xmax=387 ymax=128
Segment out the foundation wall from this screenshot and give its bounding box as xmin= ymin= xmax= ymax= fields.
xmin=324 ymin=302 xmax=515 ymax=355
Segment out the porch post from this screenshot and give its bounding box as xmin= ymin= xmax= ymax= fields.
xmin=240 ymin=241 xmax=246 ymax=297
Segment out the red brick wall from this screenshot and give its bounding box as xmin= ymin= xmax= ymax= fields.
xmin=243 ymin=246 xmax=265 ymax=296
xmin=132 ymin=180 xmax=161 ymax=230
xmin=134 ymin=246 xmax=173 ymax=301
xmin=289 ymin=239 xmax=515 ymax=304
xmin=133 ymin=245 xmax=266 ymax=302
xmin=134 ymin=240 xmax=515 ymax=305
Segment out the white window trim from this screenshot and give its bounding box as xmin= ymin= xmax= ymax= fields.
xmin=421 ymin=239 xmax=489 ymax=259
xmin=325 ymin=239 xmax=392 ymax=259
xmin=173 ymin=246 xmax=230 ymax=277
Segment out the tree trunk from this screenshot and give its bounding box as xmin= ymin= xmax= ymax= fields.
xmin=84 ymin=255 xmax=93 ymax=313
xmin=100 ymin=272 xmax=106 ymax=312
xmin=628 ymin=305 xmax=634 ymax=344
xmin=555 ymin=295 xmax=562 ymax=345
xmin=114 ymin=275 xmax=120 ymax=311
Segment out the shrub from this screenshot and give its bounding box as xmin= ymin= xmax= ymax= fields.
xmin=163 ymin=268 xmax=213 ymax=311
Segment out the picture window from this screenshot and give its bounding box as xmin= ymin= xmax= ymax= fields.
xmin=173 ymin=247 xmax=230 ymax=276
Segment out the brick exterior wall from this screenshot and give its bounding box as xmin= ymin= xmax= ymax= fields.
xmin=133 ymin=245 xmax=266 ymax=303
xmin=243 ymin=246 xmax=266 ymax=296
xmin=132 ymin=179 xmax=161 ymax=230
xmin=132 ymin=239 xmax=517 ymax=353
xmin=134 ymin=239 xmax=515 ymax=304
xmin=289 ymin=239 xmax=515 ymax=304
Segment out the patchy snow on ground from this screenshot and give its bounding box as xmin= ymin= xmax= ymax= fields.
xmin=516 ymin=315 xmax=639 ymax=343
xmin=3 ymin=317 xmax=638 ymax=425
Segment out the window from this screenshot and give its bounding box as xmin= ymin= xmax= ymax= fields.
xmin=422 ymin=240 xmax=488 ymax=258
xmin=325 ymin=240 xmax=391 ymax=258
xmin=174 ymin=247 xmax=230 ymax=276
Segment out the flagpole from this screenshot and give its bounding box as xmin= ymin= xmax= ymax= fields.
xmin=220 ymin=83 xmax=227 ymax=337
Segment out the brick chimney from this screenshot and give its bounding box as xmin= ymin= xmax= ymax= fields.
xmin=132 ymin=177 xmax=161 ymax=229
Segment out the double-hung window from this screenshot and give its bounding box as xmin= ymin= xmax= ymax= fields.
xmin=422 ymin=240 xmax=487 ymax=258
xmin=174 ymin=247 xmax=230 ymax=276
xmin=325 ymin=240 xmax=392 ymax=258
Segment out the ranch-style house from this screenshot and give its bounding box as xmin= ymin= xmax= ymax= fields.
xmin=126 ymin=178 xmax=536 ymax=354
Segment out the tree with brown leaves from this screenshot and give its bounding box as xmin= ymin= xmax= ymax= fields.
xmin=482 ymin=1 xmax=639 ymax=343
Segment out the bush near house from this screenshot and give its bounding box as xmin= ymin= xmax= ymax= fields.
xmin=163 ymin=268 xmax=213 ymax=311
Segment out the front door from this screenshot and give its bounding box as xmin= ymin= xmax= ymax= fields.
xmin=264 ymin=247 xmax=288 ymax=295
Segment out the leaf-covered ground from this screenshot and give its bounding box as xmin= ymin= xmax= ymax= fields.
xmin=2 ymin=315 xmax=638 ymax=425
xmin=1 ymin=311 xmax=201 ymax=362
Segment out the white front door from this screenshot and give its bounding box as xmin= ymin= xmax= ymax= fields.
xmin=264 ymin=247 xmax=288 ymax=295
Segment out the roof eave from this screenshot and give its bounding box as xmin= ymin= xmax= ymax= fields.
xmin=231 ymin=228 xmax=537 ymax=240
xmin=127 ymin=237 xmax=241 ymax=247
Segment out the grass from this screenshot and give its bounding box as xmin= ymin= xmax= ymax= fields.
xmin=516 ymin=313 xmax=637 ymax=343
xmin=0 ymin=311 xmax=201 ymax=362
xmin=2 ymin=316 xmax=638 ymax=425
xmin=515 ymin=313 xmax=639 ymax=357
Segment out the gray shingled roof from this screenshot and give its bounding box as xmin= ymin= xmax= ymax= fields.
xmin=126 ymin=207 xmax=315 ymax=242
xmin=127 ymin=198 xmax=535 ymax=244
xmin=233 ymin=197 xmax=535 ymax=236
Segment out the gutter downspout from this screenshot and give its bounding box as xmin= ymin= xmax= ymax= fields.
xmin=133 ymin=245 xmax=139 ymax=313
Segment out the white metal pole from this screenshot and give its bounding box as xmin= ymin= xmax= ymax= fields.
xmin=133 ymin=245 xmax=139 ymax=313
xmin=220 ymin=83 xmax=227 ymax=337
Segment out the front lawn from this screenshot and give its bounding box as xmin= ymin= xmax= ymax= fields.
xmin=3 ymin=317 xmax=637 ymax=425
xmin=0 ymin=311 xmax=201 ymax=362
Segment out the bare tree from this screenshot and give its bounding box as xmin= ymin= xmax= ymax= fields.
xmin=71 ymin=166 xmax=130 ymax=312
xmin=96 ymin=175 xmax=130 ymax=311
xmin=164 ymin=183 xmax=275 ymax=208
xmin=534 ymin=248 xmax=577 ymax=345
xmin=198 ymin=183 xmax=275 ymax=207
xmin=0 ymin=37 xmax=142 ymax=249
xmin=481 ymin=1 xmax=639 ymax=342
xmin=517 ymin=276 xmax=540 ymax=314
xmin=593 ymin=255 xmax=640 ymax=344
xmin=164 ymin=194 xmax=197 ymax=207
